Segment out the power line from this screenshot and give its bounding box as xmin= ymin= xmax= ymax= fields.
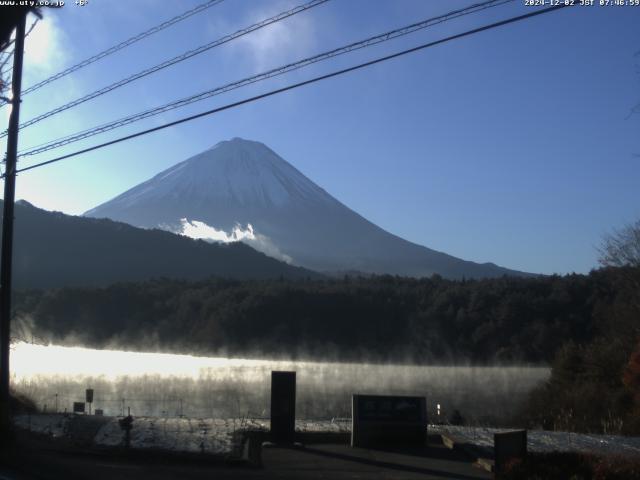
xmin=0 ymin=0 xmax=225 ymax=107
xmin=17 ymin=0 xmax=514 ymax=157
xmin=0 ymin=19 xmax=38 ymax=101
xmin=2 ymin=0 xmax=330 ymax=137
xmin=15 ymin=0 xmax=509 ymax=151
xmin=7 ymin=3 xmax=572 ymax=178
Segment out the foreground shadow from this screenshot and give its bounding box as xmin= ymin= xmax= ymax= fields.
xmin=290 ymin=444 xmax=485 ymax=480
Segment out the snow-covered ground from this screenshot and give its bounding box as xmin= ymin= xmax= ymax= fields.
xmin=13 ymin=414 xmax=349 ymax=455
xmin=15 ymin=414 xmax=638 ymax=457
xmin=94 ymin=417 xmax=239 ymax=454
xmin=13 ymin=413 xmax=68 ymax=438
xmin=431 ymin=425 xmax=640 ymax=457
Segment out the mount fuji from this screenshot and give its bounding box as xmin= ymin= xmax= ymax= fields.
xmin=85 ymin=138 xmax=530 ymax=279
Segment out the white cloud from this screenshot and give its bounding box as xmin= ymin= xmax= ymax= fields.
xmin=2 ymin=13 xmax=85 ymax=163
xmin=1 ymin=12 xmax=75 ymax=124
xmin=230 ymin=2 xmax=319 ymax=72
xmin=23 ymin=14 xmax=70 ymax=77
xmin=178 ymin=218 xmax=293 ymax=264
xmin=180 ymin=218 xmax=254 ymax=243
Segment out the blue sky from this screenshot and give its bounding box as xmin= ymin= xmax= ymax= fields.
xmin=2 ymin=0 xmax=639 ymax=275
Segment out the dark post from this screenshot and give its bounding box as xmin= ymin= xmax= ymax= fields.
xmin=0 ymin=13 xmax=27 ymax=438
xmin=494 ymin=430 xmax=527 ymax=478
xmin=270 ymin=371 xmax=296 ymax=444
xmin=85 ymin=388 xmax=93 ymax=415
xmin=118 ymin=409 xmax=133 ymax=448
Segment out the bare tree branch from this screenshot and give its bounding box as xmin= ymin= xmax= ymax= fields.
xmin=24 ymin=18 xmax=39 ymax=40
xmin=0 ymin=51 xmax=14 ymax=74
xmin=599 ymin=220 xmax=640 ymax=269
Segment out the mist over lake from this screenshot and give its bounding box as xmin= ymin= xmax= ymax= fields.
xmin=11 ymin=343 xmax=548 ymax=422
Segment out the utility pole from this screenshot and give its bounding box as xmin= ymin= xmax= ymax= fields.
xmin=0 ymin=14 xmax=27 ymax=438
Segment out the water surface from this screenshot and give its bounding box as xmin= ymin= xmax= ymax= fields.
xmin=11 ymin=343 xmax=549 ymax=422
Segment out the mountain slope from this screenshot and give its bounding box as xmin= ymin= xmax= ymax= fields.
xmin=3 ymin=200 xmax=318 ymax=290
xmin=85 ymin=138 xmax=532 ymax=279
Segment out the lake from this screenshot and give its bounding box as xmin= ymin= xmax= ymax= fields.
xmin=11 ymin=342 xmax=549 ymax=423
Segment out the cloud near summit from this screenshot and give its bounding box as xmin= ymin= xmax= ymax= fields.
xmin=178 ymin=218 xmax=293 ymax=264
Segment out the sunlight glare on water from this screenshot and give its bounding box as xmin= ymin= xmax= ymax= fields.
xmin=10 ymin=342 xmax=549 ymax=420
xmin=11 ymin=342 xmax=268 ymax=379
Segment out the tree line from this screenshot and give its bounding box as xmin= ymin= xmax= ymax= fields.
xmin=11 ymin=267 xmax=635 ymax=365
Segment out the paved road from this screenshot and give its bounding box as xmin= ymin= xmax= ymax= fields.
xmin=2 ymin=439 xmax=489 ymax=479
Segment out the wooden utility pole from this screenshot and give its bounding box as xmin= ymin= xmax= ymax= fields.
xmin=0 ymin=13 xmax=26 ymax=437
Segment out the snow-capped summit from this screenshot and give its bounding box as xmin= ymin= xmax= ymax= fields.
xmin=169 ymin=137 xmax=333 ymax=207
xmin=91 ymin=137 xmax=333 ymax=212
xmin=85 ymin=138 xmax=530 ymax=278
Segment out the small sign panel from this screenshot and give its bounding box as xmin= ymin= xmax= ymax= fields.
xmin=94 ymin=409 xmax=104 ymax=416
xmin=85 ymin=389 xmax=94 ymax=403
xmin=73 ymin=402 xmax=85 ymax=413
xmin=351 ymin=394 xmax=427 ymax=448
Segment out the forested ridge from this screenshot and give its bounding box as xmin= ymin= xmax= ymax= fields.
xmin=12 ymin=267 xmax=637 ymax=365
xmin=2 ymin=200 xmax=319 ymax=290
